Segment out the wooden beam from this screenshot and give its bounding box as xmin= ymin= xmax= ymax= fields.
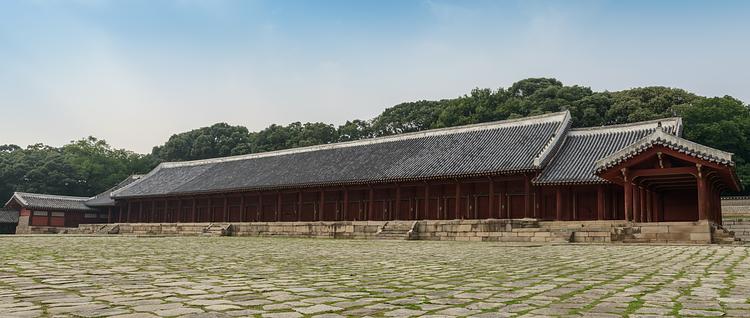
xmin=631 ymin=166 xmax=698 ymax=179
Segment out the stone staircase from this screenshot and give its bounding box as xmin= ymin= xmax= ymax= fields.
xmin=375 ymin=221 xmax=417 ymax=240
xmin=96 ymin=224 xmax=120 ymax=235
xmin=540 ymin=221 xmax=622 ymax=243
xmin=202 ymin=223 xmax=232 ymax=236
xmin=722 ymin=220 xmax=750 ymax=243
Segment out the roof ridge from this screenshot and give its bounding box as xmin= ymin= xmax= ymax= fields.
xmin=159 ymin=111 xmax=570 ymax=169
xmin=569 ymin=117 xmax=682 ymax=135
xmin=14 ymin=192 xmax=90 ymax=201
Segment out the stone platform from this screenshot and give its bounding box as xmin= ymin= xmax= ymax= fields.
xmin=67 ymin=219 xmax=730 ymax=244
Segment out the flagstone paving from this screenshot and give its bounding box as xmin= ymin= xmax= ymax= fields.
xmin=1 ymin=236 xmax=749 ymax=317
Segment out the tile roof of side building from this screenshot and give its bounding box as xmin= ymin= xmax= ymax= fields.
xmin=0 ymin=209 xmax=19 ymax=223
xmin=112 ymin=111 xmax=572 ymax=199
xmin=85 ymin=175 xmax=143 ymax=207
xmin=4 ymin=192 xmax=98 ymax=212
xmin=534 ymin=118 xmax=682 ymax=185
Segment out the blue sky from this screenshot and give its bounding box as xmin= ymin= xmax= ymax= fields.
xmin=1 ymin=0 xmax=749 ymax=153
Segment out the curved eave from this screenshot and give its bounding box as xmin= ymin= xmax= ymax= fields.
xmin=595 ymin=130 xmax=734 ymax=173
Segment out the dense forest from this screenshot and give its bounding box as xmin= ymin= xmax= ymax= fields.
xmin=2 ymin=78 xmax=749 ymax=202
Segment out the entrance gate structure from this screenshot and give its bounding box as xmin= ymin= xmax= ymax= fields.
xmin=595 ymin=128 xmax=741 ymax=224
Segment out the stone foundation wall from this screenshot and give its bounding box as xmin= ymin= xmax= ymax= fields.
xmin=70 ymin=219 xmax=719 ymax=244
xmin=616 ymin=221 xmax=712 ymax=244
xmin=413 ymin=219 xmax=571 ymax=242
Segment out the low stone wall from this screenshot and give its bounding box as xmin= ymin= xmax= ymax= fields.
xmin=617 ymin=221 xmax=712 ymax=244
xmin=232 ymin=221 xmax=385 ymax=239
xmin=70 ymin=219 xmax=719 ymax=244
xmin=413 ymin=219 xmax=571 ymax=242
xmin=722 ymin=196 xmax=750 ymax=218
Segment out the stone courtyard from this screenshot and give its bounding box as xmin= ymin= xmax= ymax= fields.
xmin=1 ymin=237 xmax=749 ymax=318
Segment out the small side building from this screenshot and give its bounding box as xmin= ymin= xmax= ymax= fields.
xmin=5 ymin=192 xmax=105 ymax=234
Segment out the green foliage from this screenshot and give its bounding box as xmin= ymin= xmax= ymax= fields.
xmin=2 ymin=77 xmax=749 ymax=203
xmin=0 ymin=137 xmax=156 ymax=201
xmin=151 ymin=123 xmax=253 ymax=161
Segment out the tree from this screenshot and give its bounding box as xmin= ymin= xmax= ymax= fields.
xmin=152 ymin=123 xmax=253 ymax=161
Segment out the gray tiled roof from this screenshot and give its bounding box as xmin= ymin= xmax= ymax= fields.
xmin=594 ymin=128 xmax=734 ymax=172
xmin=0 ymin=209 xmax=19 ymax=223
xmin=534 ymin=118 xmax=682 ymax=185
xmin=4 ymin=192 xmax=98 ymax=212
xmin=113 ymin=112 xmax=571 ymax=199
xmin=85 ymin=175 xmax=142 ymax=207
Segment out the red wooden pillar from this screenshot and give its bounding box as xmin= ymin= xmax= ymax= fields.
xmin=455 ymin=181 xmax=461 ymax=219
xmin=632 ymin=186 xmax=640 ymax=222
xmin=162 ymin=200 xmax=168 ymax=223
xmin=623 ymin=174 xmax=632 ymax=221
xmin=207 ymin=197 xmax=213 ymax=222
xmin=257 ymin=194 xmax=263 ymax=221
xmin=524 ymin=175 xmax=531 ymax=218
xmin=177 ymin=199 xmax=183 ymax=223
xmin=488 ymin=178 xmax=495 ymax=219
xmin=151 ymin=200 xmax=156 ymax=223
xmin=556 ymin=187 xmax=563 ymax=221
xmin=297 ymin=191 xmax=303 ymax=221
xmin=239 ymin=195 xmax=245 ymax=222
xmin=499 ymin=182 xmax=506 ymax=219
xmin=276 ymin=192 xmax=282 ymax=222
xmin=191 ymin=198 xmax=197 ymax=222
xmin=639 ymin=187 xmax=646 ymax=223
xmin=368 ymin=186 xmax=374 ymax=220
xmin=107 ymin=207 xmax=112 ymax=223
xmin=715 ymin=188 xmax=723 ymax=225
xmin=423 ymin=184 xmax=429 ymax=220
xmin=597 ymin=185 xmax=606 ymax=220
xmin=223 ymin=196 xmax=228 ymax=222
xmin=342 ymin=188 xmax=349 ymax=221
xmin=139 ymin=201 xmax=144 ymax=223
xmin=395 ymin=185 xmax=401 ymax=220
xmin=696 ymin=164 xmax=708 ymax=220
xmin=646 ymin=190 xmax=652 ymax=222
xmin=319 ymin=190 xmax=325 ymax=221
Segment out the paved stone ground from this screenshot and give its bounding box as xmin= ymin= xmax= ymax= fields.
xmin=1 ymin=237 xmax=749 ymax=318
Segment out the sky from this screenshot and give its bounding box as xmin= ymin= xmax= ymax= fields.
xmin=1 ymin=0 xmax=749 ymax=154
